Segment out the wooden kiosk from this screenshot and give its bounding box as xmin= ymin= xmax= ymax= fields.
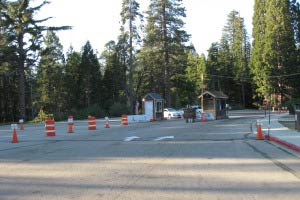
xmin=199 ymin=91 xmax=228 ymax=120
xmin=143 ymin=93 xmax=164 ymax=121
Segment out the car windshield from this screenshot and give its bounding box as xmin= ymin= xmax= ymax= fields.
xmin=167 ymin=108 xmax=176 ymax=112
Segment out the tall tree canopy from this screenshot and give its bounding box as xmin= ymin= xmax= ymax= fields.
xmin=140 ymin=0 xmax=190 ymax=107
xmin=251 ymin=0 xmax=298 ymax=106
xmin=206 ymin=10 xmax=251 ymax=107
xmin=0 ymin=0 xmax=70 ymax=120
xmin=36 ymin=30 xmax=65 ymax=114
xmin=120 ymin=0 xmax=143 ymax=114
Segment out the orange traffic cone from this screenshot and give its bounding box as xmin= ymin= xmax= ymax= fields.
xmin=105 ymin=117 xmax=110 ymax=128
xmin=12 ymin=127 xmax=18 ymax=143
xmin=68 ymin=116 xmax=74 ymax=133
xmin=121 ymin=115 xmax=128 ymax=125
xmin=256 ymin=120 xmax=264 ymax=140
xmin=68 ymin=123 xmax=73 ymax=133
xmin=200 ymin=113 xmax=207 ymax=122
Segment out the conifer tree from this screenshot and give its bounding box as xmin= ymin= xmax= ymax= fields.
xmin=222 ymin=10 xmax=251 ymax=107
xmin=251 ymin=0 xmax=268 ymax=100
xmin=0 ymin=0 xmax=70 ymax=119
xmin=141 ymin=0 xmax=190 ymax=106
xmin=36 ymin=30 xmax=65 ymax=114
xmin=64 ymin=47 xmax=82 ymax=110
xmin=252 ymin=0 xmax=296 ymax=105
xmin=80 ymin=41 xmax=102 ymax=108
xmin=120 ymin=0 xmax=143 ymax=114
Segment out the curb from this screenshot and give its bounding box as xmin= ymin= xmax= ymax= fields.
xmin=266 ymin=135 xmax=300 ymax=153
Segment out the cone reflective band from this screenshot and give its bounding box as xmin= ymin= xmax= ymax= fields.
xmin=45 ymin=118 xmax=56 ymax=136
xmin=11 ymin=124 xmax=17 ymax=130
xmin=121 ymin=114 xmax=128 ymax=125
xmin=68 ymin=116 xmax=74 ymax=125
xmin=105 ymin=117 xmax=110 ymax=128
xmin=88 ymin=116 xmax=96 ymax=130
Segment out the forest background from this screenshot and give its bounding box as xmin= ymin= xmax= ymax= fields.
xmin=1 ymin=0 xmax=300 ymax=122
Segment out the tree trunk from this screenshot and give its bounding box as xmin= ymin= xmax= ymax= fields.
xmin=162 ymin=2 xmax=171 ymax=107
xmin=129 ymin=16 xmax=134 ymax=114
xmin=18 ymin=34 xmax=26 ymax=120
xmin=241 ymin=82 xmax=245 ymax=108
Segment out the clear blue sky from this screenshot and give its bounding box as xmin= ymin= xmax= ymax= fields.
xmin=38 ymin=0 xmax=254 ymax=55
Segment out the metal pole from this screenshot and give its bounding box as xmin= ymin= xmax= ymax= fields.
xmin=268 ymin=104 xmax=271 ymax=138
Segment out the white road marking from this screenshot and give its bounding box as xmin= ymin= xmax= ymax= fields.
xmin=153 ymin=136 xmax=174 ymax=141
xmin=124 ymin=136 xmax=140 ymax=142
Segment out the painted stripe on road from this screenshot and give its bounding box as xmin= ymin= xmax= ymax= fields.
xmin=153 ymin=136 xmax=174 ymax=141
xmin=124 ymin=136 xmax=140 ymax=141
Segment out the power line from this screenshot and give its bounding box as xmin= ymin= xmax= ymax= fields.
xmin=205 ymin=72 xmax=300 ymax=80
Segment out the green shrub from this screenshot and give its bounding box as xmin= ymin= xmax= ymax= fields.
xmin=109 ymin=102 xmax=129 ymax=117
xmin=32 ymin=109 xmax=53 ymax=123
xmin=73 ymin=105 xmax=105 ymax=120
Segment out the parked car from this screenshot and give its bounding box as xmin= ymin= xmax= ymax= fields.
xmin=191 ymin=105 xmax=202 ymax=114
xmin=164 ymin=108 xmax=182 ymax=119
xmin=177 ymin=108 xmax=185 ymax=116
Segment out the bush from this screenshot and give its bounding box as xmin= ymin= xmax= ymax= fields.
xmin=32 ymin=109 xmax=53 ymax=123
xmin=109 ymin=102 xmax=129 ymax=117
xmin=73 ymin=105 xmax=105 ymax=120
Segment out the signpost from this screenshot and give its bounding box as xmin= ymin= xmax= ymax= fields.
xmin=263 ymin=100 xmax=268 ymax=118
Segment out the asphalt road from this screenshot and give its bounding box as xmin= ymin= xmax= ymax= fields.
xmin=1 ymin=111 xmax=300 ymax=200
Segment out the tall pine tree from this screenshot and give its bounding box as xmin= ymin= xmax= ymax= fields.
xmin=252 ymin=0 xmax=296 ymax=106
xmin=36 ymin=30 xmax=65 ymax=114
xmin=141 ymin=0 xmax=190 ymax=106
xmin=120 ymin=0 xmax=143 ymax=114
xmin=0 ymin=0 xmax=70 ymax=120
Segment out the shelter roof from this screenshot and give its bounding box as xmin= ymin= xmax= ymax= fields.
xmin=199 ymin=91 xmax=228 ymax=99
xmin=144 ymin=93 xmax=164 ymax=101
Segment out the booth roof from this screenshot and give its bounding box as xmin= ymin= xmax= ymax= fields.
xmin=199 ymin=91 xmax=228 ymax=99
xmin=144 ymin=93 xmax=164 ymax=101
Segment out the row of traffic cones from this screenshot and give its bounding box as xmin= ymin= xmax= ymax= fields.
xmin=9 ymin=116 xmax=112 ymax=143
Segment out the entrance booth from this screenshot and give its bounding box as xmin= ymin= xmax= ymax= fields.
xmin=143 ymin=93 xmax=164 ymax=121
xmin=199 ymin=91 xmax=228 ymax=120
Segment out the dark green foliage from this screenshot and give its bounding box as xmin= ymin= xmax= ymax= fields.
xmin=109 ymin=102 xmax=130 ymax=117
xmin=184 ymin=49 xmax=206 ymax=105
xmin=36 ymin=30 xmax=65 ymax=114
xmin=251 ymin=0 xmax=298 ymax=107
xmin=101 ymin=41 xmax=127 ymax=112
xmin=80 ymin=41 xmax=102 ymax=107
xmin=72 ymin=105 xmax=105 ymax=120
xmin=64 ymin=47 xmax=82 ymax=109
xmin=138 ymin=0 xmax=190 ymax=107
xmin=206 ymin=10 xmax=252 ymax=108
xmin=0 ymin=0 xmax=71 ymax=120
xmin=120 ymin=0 xmax=143 ymax=114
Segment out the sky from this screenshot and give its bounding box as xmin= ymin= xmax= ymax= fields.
xmin=36 ymin=0 xmax=255 ymax=55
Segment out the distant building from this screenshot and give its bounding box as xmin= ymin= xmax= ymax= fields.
xmin=199 ymin=91 xmax=228 ymax=120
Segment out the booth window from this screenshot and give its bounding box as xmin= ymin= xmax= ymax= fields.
xmin=156 ymin=101 xmax=162 ymax=112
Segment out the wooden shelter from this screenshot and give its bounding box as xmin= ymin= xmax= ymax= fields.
xmin=143 ymin=93 xmax=164 ymax=121
xmin=199 ymin=91 xmax=228 ymax=120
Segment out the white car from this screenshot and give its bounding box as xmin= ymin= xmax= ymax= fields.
xmin=191 ymin=105 xmax=202 ymax=113
xmin=164 ymin=108 xmax=182 ymax=119
xmin=177 ymin=108 xmax=184 ymax=116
